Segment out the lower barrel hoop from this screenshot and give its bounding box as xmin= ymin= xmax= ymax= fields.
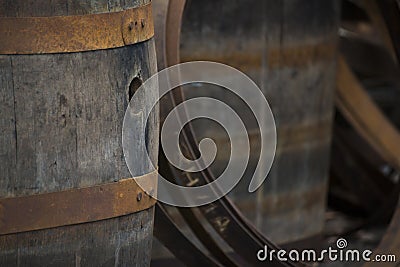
xmin=0 ymin=171 xmax=157 ymax=235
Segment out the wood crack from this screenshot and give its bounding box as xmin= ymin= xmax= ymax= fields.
xmin=9 ymin=57 xmax=18 ymax=166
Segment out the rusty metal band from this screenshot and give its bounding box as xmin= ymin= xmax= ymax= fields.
xmin=0 ymin=171 xmax=157 ymax=235
xmin=0 ymin=3 xmax=154 ymax=54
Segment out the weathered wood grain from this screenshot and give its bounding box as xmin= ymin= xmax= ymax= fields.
xmin=178 ymin=0 xmax=339 ymax=244
xmin=0 ymin=0 xmax=158 ymax=266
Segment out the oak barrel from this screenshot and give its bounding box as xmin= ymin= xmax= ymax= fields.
xmin=179 ymin=0 xmax=340 ymax=244
xmin=0 ymin=0 xmax=158 ymax=265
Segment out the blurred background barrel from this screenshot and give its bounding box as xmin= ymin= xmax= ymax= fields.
xmin=0 ymin=0 xmax=158 ymax=265
xmin=179 ymin=0 xmax=340 ymax=244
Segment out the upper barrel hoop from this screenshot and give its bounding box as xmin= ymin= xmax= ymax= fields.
xmin=0 ymin=2 xmax=154 ymax=55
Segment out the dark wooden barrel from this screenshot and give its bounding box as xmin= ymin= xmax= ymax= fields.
xmin=0 ymin=0 xmax=158 ymax=266
xmin=179 ymin=0 xmax=340 ymax=244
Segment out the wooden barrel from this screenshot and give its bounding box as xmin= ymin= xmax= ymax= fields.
xmin=179 ymin=0 xmax=340 ymax=244
xmin=0 ymin=0 xmax=158 ymax=265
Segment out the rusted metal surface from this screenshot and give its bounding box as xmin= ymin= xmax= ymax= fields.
xmin=0 ymin=171 xmax=157 ymax=235
xmin=0 ymin=3 xmax=154 ymax=54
